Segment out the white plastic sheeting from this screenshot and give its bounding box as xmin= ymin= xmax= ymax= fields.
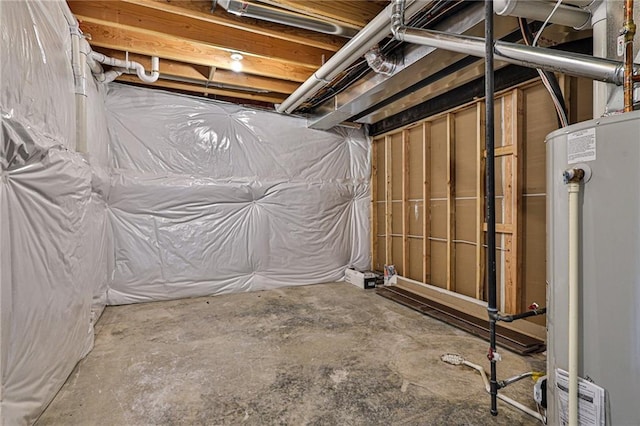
xmin=106 ymin=84 xmax=371 ymax=304
xmin=1 ymin=1 xmax=110 ymax=423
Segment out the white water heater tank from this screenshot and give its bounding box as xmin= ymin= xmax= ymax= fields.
xmin=546 ymin=111 xmax=640 ymax=425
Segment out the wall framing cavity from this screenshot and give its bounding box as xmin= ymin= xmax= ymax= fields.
xmin=371 ymin=77 xmax=592 ymax=337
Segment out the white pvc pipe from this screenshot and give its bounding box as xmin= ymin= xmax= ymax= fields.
xmin=276 ymin=0 xmax=427 ymax=114
xmin=461 ymin=360 xmax=546 ymax=422
xmin=494 ymin=0 xmax=591 ymax=29
xmin=90 ymin=51 xmax=160 ymax=83
xmin=567 ymin=181 xmax=580 ymax=426
xmin=70 ymin=28 xmax=87 ymax=153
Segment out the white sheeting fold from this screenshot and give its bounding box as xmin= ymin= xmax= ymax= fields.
xmin=1 ymin=1 xmax=110 ymax=423
xmin=106 ymin=85 xmax=371 ymax=304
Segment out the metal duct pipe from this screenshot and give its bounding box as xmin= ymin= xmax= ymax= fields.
xmin=276 ymin=0 xmax=428 ymax=114
xmin=395 ymin=27 xmax=632 ymax=85
xmin=364 ymin=46 xmax=397 ymax=76
xmin=215 ymin=0 xmax=357 ymax=37
xmin=494 ymin=0 xmax=591 ymax=29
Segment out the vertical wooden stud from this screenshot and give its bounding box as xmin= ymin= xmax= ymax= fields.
xmin=385 ymin=135 xmax=392 ymax=267
xmin=503 ymin=89 xmax=524 ymax=314
xmin=446 ymin=113 xmax=456 ymax=292
xmin=371 ymin=140 xmax=378 ymax=270
xmin=513 ymin=89 xmax=524 ymax=312
xmin=476 ymin=102 xmax=486 ymax=300
xmin=422 ymin=121 xmax=431 ymax=284
xmin=402 ymin=130 xmax=409 ymax=276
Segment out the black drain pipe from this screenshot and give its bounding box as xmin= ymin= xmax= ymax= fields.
xmin=484 ymin=0 xmax=499 ymax=417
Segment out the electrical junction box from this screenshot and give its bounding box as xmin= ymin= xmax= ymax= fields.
xmin=345 ymin=269 xmax=377 ymax=289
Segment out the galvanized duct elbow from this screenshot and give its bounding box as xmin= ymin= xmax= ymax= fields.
xmin=365 ymin=46 xmax=397 ymax=76
xmin=391 ymin=0 xmax=406 ymax=38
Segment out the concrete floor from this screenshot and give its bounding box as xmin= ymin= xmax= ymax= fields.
xmin=38 ymin=283 xmax=544 ymax=425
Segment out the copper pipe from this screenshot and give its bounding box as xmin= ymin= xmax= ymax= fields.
xmin=624 ymin=0 xmax=636 ymax=112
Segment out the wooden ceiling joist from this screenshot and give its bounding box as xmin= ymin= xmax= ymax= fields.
xmin=257 ymin=0 xmax=385 ymax=29
xmin=68 ymin=1 xmax=332 ymax=68
xmin=79 ymin=19 xmax=314 ymax=82
xmin=119 ymin=0 xmax=346 ymax=52
xmin=94 ymin=48 xmax=300 ymax=94
xmin=117 ymin=74 xmax=288 ymax=104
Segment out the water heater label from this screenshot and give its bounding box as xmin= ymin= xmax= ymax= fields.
xmin=567 ymin=128 xmax=596 ymax=164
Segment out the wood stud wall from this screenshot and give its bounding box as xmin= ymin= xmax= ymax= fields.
xmin=371 ymin=80 xmax=564 ymax=315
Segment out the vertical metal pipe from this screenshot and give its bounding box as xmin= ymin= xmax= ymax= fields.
xmin=624 ymin=0 xmax=636 ymax=112
xmin=485 ymin=0 xmax=499 ymax=417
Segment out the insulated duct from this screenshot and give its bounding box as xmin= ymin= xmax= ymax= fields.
xmin=494 ymin=0 xmax=592 ymax=29
xmin=214 ymin=0 xmax=358 ymax=37
xmin=276 ymin=0 xmax=429 ymax=114
xmin=394 ymin=27 xmax=634 ymax=85
xmin=365 ymin=46 xmax=397 ymax=76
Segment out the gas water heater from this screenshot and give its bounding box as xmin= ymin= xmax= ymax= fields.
xmin=546 ymin=111 xmax=640 ymax=425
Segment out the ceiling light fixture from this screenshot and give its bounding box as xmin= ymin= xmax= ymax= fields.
xmin=230 ymin=52 xmax=243 ymax=73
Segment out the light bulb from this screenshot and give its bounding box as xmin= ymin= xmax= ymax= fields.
xmin=230 ymin=60 xmax=243 ymax=73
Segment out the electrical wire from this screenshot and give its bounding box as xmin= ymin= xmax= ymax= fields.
xmin=519 ymin=18 xmax=569 ymax=127
xmin=532 ymin=0 xmax=564 ymax=47
xmin=301 ymin=0 xmax=460 ymax=111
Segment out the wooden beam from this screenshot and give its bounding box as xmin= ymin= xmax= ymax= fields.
xmin=483 ymin=223 xmax=514 ymax=234
xmin=446 ymin=113 xmax=456 ymax=292
xmin=502 ymin=89 xmax=524 ymax=314
xmin=402 ymin=130 xmax=409 ymax=277
xmin=371 ymin=139 xmax=378 ymax=271
xmin=512 ymin=89 xmax=525 ymax=313
xmin=422 ymin=121 xmax=431 ymax=284
xmin=69 ymin=1 xmax=331 ymax=68
xmin=493 ymin=145 xmax=514 ymax=157
xmin=256 ymin=0 xmax=383 ymax=29
xmin=121 ymin=0 xmax=345 ymax=51
xmin=385 ymin=135 xmax=393 ymax=266
xmin=94 ymin=48 xmax=299 ymax=94
xmin=117 ymin=75 xmax=287 ymax=103
xmin=476 ymin=102 xmax=486 ymax=301
xmin=78 ymin=19 xmax=314 ymax=82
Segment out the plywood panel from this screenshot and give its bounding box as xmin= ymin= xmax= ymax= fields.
xmin=375 ymin=139 xmax=386 ymax=196
xmin=455 ymin=199 xmax=476 ymax=242
xmin=495 ymin=146 xmax=505 ymax=197
xmin=523 ymin=196 xmax=546 ymax=326
xmin=571 ymin=77 xmax=593 ymax=124
xmin=523 ymin=84 xmax=557 ymax=193
xmin=376 ymin=236 xmax=386 ymax=271
xmin=407 ymin=238 xmax=424 ymax=282
xmin=430 ymin=118 xmax=448 ymax=199
xmin=392 ymin=202 xmax=403 ymax=235
xmin=408 ymin=201 xmax=424 ymax=236
xmin=494 ymin=97 xmax=504 ymax=148
xmin=430 ymin=241 xmax=447 ymax=289
xmin=454 ymin=106 xmax=477 ymax=197
xmin=455 ymin=244 xmax=477 ymax=298
xmin=391 ymin=132 xmax=403 ymax=200
xmin=392 ymin=236 xmax=404 ymax=274
xmin=376 ymin=203 xmax=386 ymax=236
xmin=430 ymin=201 xmax=447 ymax=240
xmin=408 ymin=125 xmax=424 ymax=200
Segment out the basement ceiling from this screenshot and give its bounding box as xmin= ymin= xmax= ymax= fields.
xmin=68 ymin=0 xmax=388 ymax=106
